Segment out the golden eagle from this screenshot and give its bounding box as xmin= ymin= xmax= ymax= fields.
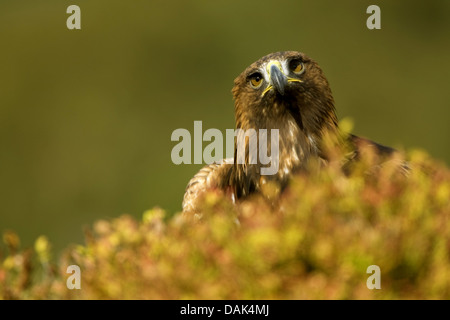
xmin=182 ymin=51 xmax=399 ymax=214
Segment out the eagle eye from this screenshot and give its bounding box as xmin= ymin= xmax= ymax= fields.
xmin=289 ymin=59 xmax=304 ymax=74
xmin=249 ymin=72 xmax=263 ymax=89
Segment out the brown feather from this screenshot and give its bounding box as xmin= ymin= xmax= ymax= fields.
xmin=182 ymin=51 xmax=401 ymax=214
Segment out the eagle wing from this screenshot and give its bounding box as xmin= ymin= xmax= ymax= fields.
xmin=182 ymin=158 xmax=234 ymax=214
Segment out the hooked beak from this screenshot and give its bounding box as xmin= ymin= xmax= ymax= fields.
xmin=267 ymin=61 xmax=287 ymax=96
xmin=262 ymin=60 xmax=302 ymax=97
xmin=269 ymin=63 xmax=287 ymax=95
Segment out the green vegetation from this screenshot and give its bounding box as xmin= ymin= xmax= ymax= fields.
xmin=0 ymin=1 xmax=449 ymax=299
xmin=1 ymin=1 xmax=450 ymax=253
xmin=1 ymin=144 xmax=449 ymax=299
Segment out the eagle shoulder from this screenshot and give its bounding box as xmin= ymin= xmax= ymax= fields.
xmin=182 ymin=158 xmax=234 ymax=214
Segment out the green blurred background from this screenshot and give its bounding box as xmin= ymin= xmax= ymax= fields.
xmin=0 ymin=0 xmax=449 ymax=253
